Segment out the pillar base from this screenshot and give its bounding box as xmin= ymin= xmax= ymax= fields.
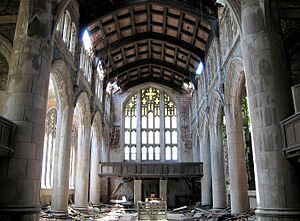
xmin=0 ymin=205 xmax=40 ymax=221
xmin=72 ymin=205 xmax=88 ymax=212
xmin=50 ymin=209 xmax=69 ymax=217
xmin=256 ymin=207 xmax=300 ymax=221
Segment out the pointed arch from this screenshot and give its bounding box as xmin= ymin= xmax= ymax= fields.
xmin=75 ymin=92 xmax=91 ymax=128
xmin=50 ymin=60 xmax=73 ymax=108
xmin=0 ymin=34 xmax=12 ymax=63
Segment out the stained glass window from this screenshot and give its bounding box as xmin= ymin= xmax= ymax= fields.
xmin=124 ymin=94 xmax=137 ymax=160
xmin=164 ymin=94 xmax=178 ymax=161
xmin=124 ymin=87 xmax=178 ymax=161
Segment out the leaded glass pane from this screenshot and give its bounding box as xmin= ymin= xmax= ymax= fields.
xmin=166 ymin=131 xmax=171 ymax=144
xmin=155 ymin=116 xmax=160 ymax=128
xmin=155 ymin=146 xmax=160 ymax=160
xmin=148 ymin=146 xmax=154 ymax=160
xmin=142 ymin=116 xmax=147 ymax=128
xmin=125 ymin=131 xmax=130 ymax=144
xmin=172 ymin=116 xmax=177 ymax=128
xmin=165 ymin=116 xmax=170 ymax=128
xmin=166 ymin=146 xmax=171 ymax=161
xmin=142 ymin=146 xmax=147 ymax=160
xmin=131 ymin=116 xmax=137 ymax=129
xmin=148 ymin=131 xmax=154 ymax=144
xmin=172 ymin=131 xmax=177 ymax=144
xmin=172 ymin=146 xmax=178 ymax=160
xmin=155 ymin=131 xmax=160 ymax=144
xmin=131 ymin=146 xmax=137 ymax=160
xmin=142 ymin=130 xmax=147 ymax=143
xmin=125 ymin=117 xmax=130 ymax=128
xmin=131 ymin=131 xmax=136 ymax=144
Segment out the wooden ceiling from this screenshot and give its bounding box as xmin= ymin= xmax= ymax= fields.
xmin=79 ymin=0 xmax=218 ymax=91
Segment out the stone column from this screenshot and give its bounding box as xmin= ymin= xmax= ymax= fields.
xmin=159 ymin=179 xmax=167 ymax=201
xmin=89 ymin=129 xmax=102 ymax=206
xmin=225 ymin=108 xmax=249 ymax=214
xmin=51 ymin=106 xmax=74 ymax=214
xmin=134 ymin=179 xmax=142 ymax=206
xmin=241 ymin=0 xmax=300 ymax=220
xmin=209 ymin=121 xmax=226 ymax=209
xmin=0 ymin=0 xmax=53 ymax=220
xmin=193 ymin=137 xmax=200 ymax=162
xmin=200 ymin=126 xmax=212 ymax=206
xmin=160 ymin=92 xmax=166 ymax=162
xmin=74 ymin=123 xmax=91 ymax=210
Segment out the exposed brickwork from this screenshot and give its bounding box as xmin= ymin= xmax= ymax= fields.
xmin=177 ymin=92 xmax=192 ymax=150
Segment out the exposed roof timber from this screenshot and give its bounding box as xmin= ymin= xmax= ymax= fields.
xmin=86 ymin=0 xmax=217 ymax=27
xmin=96 ymin=32 xmax=205 ymax=60
xmin=107 ymin=59 xmax=194 ymax=81
xmin=121 ymin=77 xmax=183 ymax=92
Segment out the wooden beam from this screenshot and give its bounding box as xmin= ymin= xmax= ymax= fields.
xmin=107 ymin=58 xmax=193 ymax=81
xmin=162 ymin=7 xmax=167 ymax=35
xmin=147 ymin=3 xmax=151 ymax=33
xmin=177 ymin=12 xmax=183 ymax=39
xmin=86 ymin=0 xmax=216 ymax=27
xmin=113 ymin=12 xmax=121 ymax=40
xmin=129 ymin=8 xmax=136 ymax=35
xmin=122 ymin=76 xmax=182 ymax=92
xmin=97 ymin=32 xmax=205 ymax=60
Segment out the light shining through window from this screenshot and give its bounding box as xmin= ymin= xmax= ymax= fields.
xmin=196 ymin=62 xmax=204 ymax=75
xmin=82 ymin=29 xmax=92 ymax=51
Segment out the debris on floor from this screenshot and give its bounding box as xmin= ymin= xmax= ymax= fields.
xmin=40 ymin=204 xmax=256 ymax=220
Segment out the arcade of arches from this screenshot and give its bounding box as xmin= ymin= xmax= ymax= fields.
xmin=0 ymin=0 xmax=300 ymax=220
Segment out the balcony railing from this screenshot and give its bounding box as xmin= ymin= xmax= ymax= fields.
xmin=280 ymin=112 xmax=300 ymax=160
xmin=0 ymin=116 xmax=17 ymax=157
xmin=99 ymin=162 xmax=203 ymax=178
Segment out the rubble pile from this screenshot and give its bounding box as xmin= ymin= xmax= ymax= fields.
xmin=40 ymin=204 xmax=256 ymax=221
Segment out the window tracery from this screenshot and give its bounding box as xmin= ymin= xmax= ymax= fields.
xmin=41 ymin=108 xmax=57 ymax=189
xmin=124 ymin=87 xmax=178 ymax=161
xmin=69 ymin=124 xmax=78 ymax=189
xmin=56 ymin=10 xmax=77 ymax=56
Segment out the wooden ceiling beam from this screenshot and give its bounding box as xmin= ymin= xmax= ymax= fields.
xmin=85 ymin=0 xmax=217 ymax=27
xmin=97 ymin=32 xmax=205 ymax=60
xmin=106 ymin=58 xmax=193 ymax=82
xmin=121 ymin=77 xmax=183 ymax=92
xmin=129 ymin=8 xmax=136 ymax=35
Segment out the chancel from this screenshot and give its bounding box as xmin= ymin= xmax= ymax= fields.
xmin=0 ymin=0 xmax=299 ymax=220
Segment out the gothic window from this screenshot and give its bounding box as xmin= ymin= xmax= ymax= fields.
xmin=124 ymin=94 xmax=137 ymax=161
xmin=69 ymin=23 xmax=77 ymax=55
xmin=141 ymin=88 xmax=161 ymax=161
xmin=124 ymin=87 xmax=178 ymax=161
xmin=69 ymin=124 xmax=78 ymax=189
xmin=96 ymin=62 xmax=105 ymax=102
xmin=62 ymin=10 xmax=71 ymax=44
xmin=56 ymin=13 xmax=64 ymax=35
xmin=41 ymin=108 xmax=57 ymax=189
xmin=164 ymin=94 xmax=178 ymax=161
xmin=80 ymin=47 xmax=93 ymax=84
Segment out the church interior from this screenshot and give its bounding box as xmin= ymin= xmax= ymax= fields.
xmin=0 ymin=0 xmax=300 ymax=220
